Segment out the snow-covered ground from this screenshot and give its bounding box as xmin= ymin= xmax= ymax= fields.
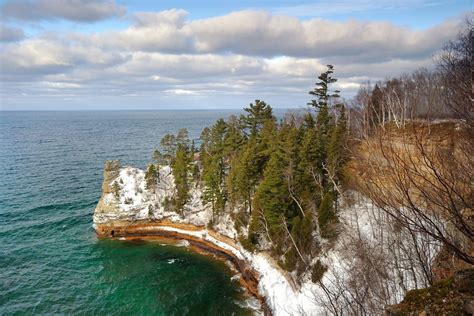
xmin=94 ymin=166 xmax=441 ymax=315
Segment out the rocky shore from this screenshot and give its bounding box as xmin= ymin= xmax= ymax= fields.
xmin=93 ymin=160 xmax=452 ymax=316
xmin=95 ymin=219 xmax=271 ymax=314
xmin=93 ymin=160 xmax=275 ymax=314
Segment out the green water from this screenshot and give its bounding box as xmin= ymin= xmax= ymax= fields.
xmin=0 ymin=111 xmax=257 ymax=315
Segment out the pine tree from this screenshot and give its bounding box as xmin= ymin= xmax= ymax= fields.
xmin=370 ymin=84 xmax=383 ymax=129
xmin=327 ymin=104 xmax=348 ymax=187
xmin=172 ymin=143 xmax=191 ymax=215
xmin=306 ymin=65 xmax=345 ymax=239
xmin=252 ymin=151 xmax=291 ymax=246
xmin=160 ymin=134 xmax=176 ymax=164
xmin=226 ymin=113 xmax=276 ymax=214
xmin=302 ymin=112 xmax=315 ymax=130
xmin=298 ymin=123 xmax=319 ymax=203
xmin=223 ymin=115 xmax=244 ymax=159
xmin=308 ymin=65 xmax=340 ymax=109
xmin=145 ymin=163 xmax=158 ymax=192
xmin=308 ymin=66 xmax=340 ymax=185
xmin=318 ymin=192 xmax=336 ymax=238
xmin=241 ymin=99 xmax=274 ymax=138
xmin=280 ymin=120 xmax=306 ymax=218
xmin=227 ymin=140 xmax=259 ymax=212
xmin=152 ymin=149 xmax=166 ymax=165
xmin=176 ymin=128 xmax=190 ymax=147
xmin=201 ymin=119 xmax=228 ymax=218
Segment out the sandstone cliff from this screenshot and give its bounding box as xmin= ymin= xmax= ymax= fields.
xmin=93 ymin=160 xmax=454 ymax=316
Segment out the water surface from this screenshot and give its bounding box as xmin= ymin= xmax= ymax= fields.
xmin=0 ymin=110 xmax=258 ymax=315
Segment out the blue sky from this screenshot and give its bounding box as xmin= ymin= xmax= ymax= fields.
xmin=0 ymin=0 xmax=471 ymax=110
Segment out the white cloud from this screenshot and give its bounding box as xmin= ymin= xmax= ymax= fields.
xmin=1 ymin=0 xmax=126 ymax=22
xmin=165 ymin=89 xmax=196 ymax=95
xmin=0 ymin=8 xmax=466 ymax=109
xmin=70 ymin=10 xmax=461 ymax=61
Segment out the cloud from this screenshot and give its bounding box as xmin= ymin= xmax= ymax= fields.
xmin=0 ymin=24 xmax=24 ymax=42
xmin=187 ymin=11 xmax=460 ymax=61
xmin=132 ymin=9 xmax=188 ymax=28
xmin=78 ymin=10 xmax=460 ymax=63
xmin=1 ymin=0 xmax=126 ymax=22
xmin=0 ymin=37 xmax=129 ymax=79
xmin=0 ymin=9 xmax=466 ymax=109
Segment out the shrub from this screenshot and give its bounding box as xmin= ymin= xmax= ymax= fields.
xmin=112 ymin=182 xmax=120 ymax=199
xmin=311 ymin=260 xmax=328 ymax=283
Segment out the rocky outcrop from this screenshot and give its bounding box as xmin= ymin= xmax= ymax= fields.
xmin=94 ymin=220 xmax=270 ymax=314
xmin=93 ymin=160 xmax=122 ymax=224
xmin=101 ymin=160 xmax=120 ymax=194
xmin=93 ymin=160 xmax=271 ymax=315
xmin=385 ymin=269 xmax=474 ymax=315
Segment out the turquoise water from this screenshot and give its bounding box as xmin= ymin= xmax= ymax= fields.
xmin=0 ymin=111 xmax=256 ymax=315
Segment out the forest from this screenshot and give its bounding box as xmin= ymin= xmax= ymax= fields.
xmin=147 ymin=18 xmax=472 ymax=305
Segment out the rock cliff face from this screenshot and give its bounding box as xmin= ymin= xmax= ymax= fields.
xmin=93 ymin=160 xmax=270 ymax=314
xmin=102 ymin=160 xmax=120 ymax=194
xmin=93 ymin=160 xmax=227 ymax=231
xmin=94 ymin=160 xmax=121 ymax=223
xmin=93 ymin=160 xmax=449 ymax=316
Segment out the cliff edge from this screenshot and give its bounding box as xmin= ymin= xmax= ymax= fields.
xmin=93 ymin=160 xmax=454 ymax=316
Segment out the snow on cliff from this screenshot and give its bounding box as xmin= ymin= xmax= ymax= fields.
xmin=94 ymin=165 xmax=237 ymax=237
xmin=94 ymin=165 xmax=440 ymax=315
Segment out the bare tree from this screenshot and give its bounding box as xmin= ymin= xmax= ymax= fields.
xmin=437 ymin=17 xmax=473 ymax=127
xmin=359 ymin=121 xmax=473 ymax=264
xmin=309 ymin=192 xmax=440 ymax=315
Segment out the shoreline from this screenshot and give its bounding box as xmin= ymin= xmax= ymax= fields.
xmin=95 ymin=220 xmax=272 ymax=315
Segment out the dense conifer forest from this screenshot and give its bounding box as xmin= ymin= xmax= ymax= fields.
xmin=147 ymin=19 xmax=472 ymax=290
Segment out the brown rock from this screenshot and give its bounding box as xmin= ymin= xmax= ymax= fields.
xmin=102 ymin=160 xmax=120 ymax=194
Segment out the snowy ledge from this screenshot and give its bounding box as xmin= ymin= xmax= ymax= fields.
xmin=93 ymin=162 xmax=440 ymax=315
xmin=92 ymin=162 xmax=321 ymax=315
xmin=93 ymin=220 xmax=317 ymax=316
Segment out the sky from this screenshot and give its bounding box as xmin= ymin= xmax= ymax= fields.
xmin=0 ymin=0 xmax=470 ymax=110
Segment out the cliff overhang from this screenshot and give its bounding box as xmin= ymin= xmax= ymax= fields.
xmin=94 ymin=219 xmax=271 ymax=315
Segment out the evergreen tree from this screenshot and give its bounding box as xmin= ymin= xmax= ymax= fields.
xmin=308 ymin=65 xmax=341 ymax=179
xmin=160 ymin=133 xmax=176 ymax=164
xmin=176 ymin=128 xmax=190 ymax=147
xmin=327 ymin=104 xmax=348 ymax=186
xmin=302 ymin=112 xmax=315 ymax=130
xmin=370 ymin=84 xmax=383 ymax=129
xmin=226 ymin=110 xmax=275 ymax=213
xmin=298 ymin=123 xmax=319 ymax=204
xmin=280 ymin=120 xmax=306 ymax=217
xmin=318 ymin=192 xmax=337 ymax=238
xmin=145 ymin=163 xmax=158 ymax=192
xmin=144 ymin=66 xmax=351 ymax=276
xmin=172 ymin=143 xmax=191 ymax=215
xmin=252 ymin=151 xmax=292 ymax=246
xmin=227 ymin=140 xmax=259 ymax=212
xmin=201 ymin=119 xmax=228 ymax=218
xmin=307 ymin=65 xmax=345 ymax=239
xmin=152 ymin=149 xmax=166 ymax=165
xmin=308 ymin=65 xmax=340 ymax=109
xmin=241 ymin=99 xmax=274 ymax=138
xmin=223 ymin=115 xmax=244 ymax=158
